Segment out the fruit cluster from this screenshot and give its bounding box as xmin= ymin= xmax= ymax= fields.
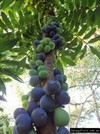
xmin=13 ymin=20 xmax=70 ymax=134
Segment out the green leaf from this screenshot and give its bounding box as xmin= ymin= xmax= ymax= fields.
xmin=0 ymin=68 xmax=23 ymax=83
xmin=1 ymin=12 xmax=13 ymax=30
xmin=0 ymin=38 xmax=18 ymax=53
xmin=78 ymin=24 xmax=87 ymax=36
xmin=1 ymin=0 xmax=14 ymax=9
xmin=88 ymin=0 xmax=95 ymax=7
xmin=8 ymin=10 xmax=18 ymax=27
xmin=90 ymin=46 xmax=100 ymax=58
xmin=81 ymin=0 xmax=88 ymax=7
xmin=94 ymin=6 xmax=100 ymax=28
xmin=83 ymin=28 xmax=96 ymax=39
xmin=0 ymin=78 xmax=6 ymax=95
xmin=80 ymin=45 xmax=87 ymax=59
xmin=60 ymin=0 xmax=64 ymax=4
xmin=61 ymin=56 xmax=76 ymax=66
xmin=88 ymin=36 xmax=100 ymax=43
xmin=3 ymin=122 xmax=7 ymax=134
xmin=0 ymin=19 xmax=7 ymax=31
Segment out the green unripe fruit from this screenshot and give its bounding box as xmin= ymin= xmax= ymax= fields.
xmin=22 ymin=100 xmax=28 ymax=109
xmin=29 ymin=129 xmax=37 ymax=134
xmin=62 ymin=75 xmax=67 ymax=82
xmin=38 ymin=65 xmax=47 ymax=72
xmin=21 ymin=95 xmax=29 ymax=101
xmin=45 ymin=37 xmax=51 ymax=43
xmin=62 ymin=83 xmax=68 ymax=91
xmin=39 ymin=70 xmax=48 ymax=79
xmin=44 ymin=45 xmax=51 ymax=53
xmin=54 ymin=107 xmax=70 ymax=127
xmin=37 ymin=44 xmax=43 ymax=52
xmin=49 ymin=42 xmax=55 ymax=50
xmin=29 ymin=69 xmax=38 ymax=76
xmin=36 ymin=60 xmax=43 ymax=66
xmin=40 ymin=39 xmax=47 ymax=45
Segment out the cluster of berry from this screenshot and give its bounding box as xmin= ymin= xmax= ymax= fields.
xmin=13 ymin=20 xmax=70 ymax=134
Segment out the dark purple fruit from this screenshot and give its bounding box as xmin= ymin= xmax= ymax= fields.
xmin=29 ymin=75 xmax=40 ymax=87
xmin=40 ymin=95 xmax=56 ymax=112
xmin=13 ymin=108 xmax=28 ymax=119
xmin=45 ymin=80 xmax=61 ymax=95
xmin=54 ymin=74 xmax=63 ymax=84
xmin=53 ymin=34 xmax=60 ymax=40
xmin=56 ymin=127 xmax=70 ymax=134
xmin=30 ymin=87 xmax=45 ymax=101
xmin=32 ymin=65 xmax=38 ymax=70
xmin=31 ymin=108 xmax=47 ymax=127
xmin=15 ymin=114 xmax=32 ymax=134
xmin=27 ymin=100 xmax=38 ymax=115
xmin=38 ymin=53 xmax=46 ymax=62
xmin=54 ymin=68 xmax=62 ymax=75
xmin=55 ymin=90 xmax=70 ymax=106
xmin=34 ymin=40 xmax=40 ymax=47
xmin=50 ymin=31 xmax=55 ymax=38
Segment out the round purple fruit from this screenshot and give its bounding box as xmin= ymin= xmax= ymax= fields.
xmin=31 ymin=108 xmax=47 ymax=127
xmin=15 ymin=114 xmax=32 ymax=134
xmin=45 ymin=80 xmax=61 ymax=95
xmin=30 ymin=87 xmax=45 ymax=102
xmin=55 ymin=90 xmax=70 ymax=106
xmin=40 ymin=95 xmax=56 ymax=112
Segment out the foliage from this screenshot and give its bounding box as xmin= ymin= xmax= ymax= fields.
xmin=66 ymin=49 xmax=100 ymax=127
xmin=0 ymin=1 xmax=100 ymax=103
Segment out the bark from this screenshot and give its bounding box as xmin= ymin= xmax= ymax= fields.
xmin=37 ymin=51 xmax=56 ymax=134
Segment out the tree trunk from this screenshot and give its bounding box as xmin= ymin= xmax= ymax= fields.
xmin=37 ymin=51 xmax=56 ymax=134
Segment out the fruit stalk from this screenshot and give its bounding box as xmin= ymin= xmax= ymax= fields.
xmin=37 ymin=51 xmax=56 ymax=134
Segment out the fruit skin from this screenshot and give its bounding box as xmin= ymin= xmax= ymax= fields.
xmin=37 ymin=44 xmax=43 ymax=52
xmin=22 ymin=100 xmax=28 ymax=109
xmin=38 ymin=65 xmax=47 ymax=72
xmin=27 ymin=100 xmax=39 ymax=115
xmin=45 ymin=80 xmax=61 ymax=95
xmin=13 ymin=108 xmax=28 ymax=119
xmin=29 ymin=75 xmax=40 ymax=87
xmin=54 ymin=68 xmax=62 ymax=75
xmin=38 ymin=53 xmax=46 ymax=62
xmin=61 ymin=83 xmax=68 ymax=91
xmin=39 ymin=70 xmax=48 ymax=79
xmin=54 ymin=107 xmax=70 ymax=127
xmin=55 ymin=90 xmax=70 ymax=106
xmin=36 ymin=60 xmax=43 ymax=66
xmin=31 ymin=108 xmax=47 ymax=127
xmin=62 ymin=75 xmax=67 ymax=82
xmin=32 ymin=65 xmax=38 ymax=70
xmin=44 ymin=45 xmax=51 ymax=53
xmin=15 ymin=114 xmax=32 ymax=134
xmin=34 ymin=40 xmax=40 ymax=47
xmin=56 ymin=127 xmax=70 ymax=134
xmin=40 ymin=95 xmax=56 ymax=112
xmin=21 ymin=94 xmax=29 ymax=101
xmin=29 ymin=69 xmax=38 ymax=76
xmin=49 ymin=42 xmax=55 ymax=50
xmin=54 ymin=74 xmax=63 ymax=84
xmin=30 ymin=87 xmax=45 ymax=101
